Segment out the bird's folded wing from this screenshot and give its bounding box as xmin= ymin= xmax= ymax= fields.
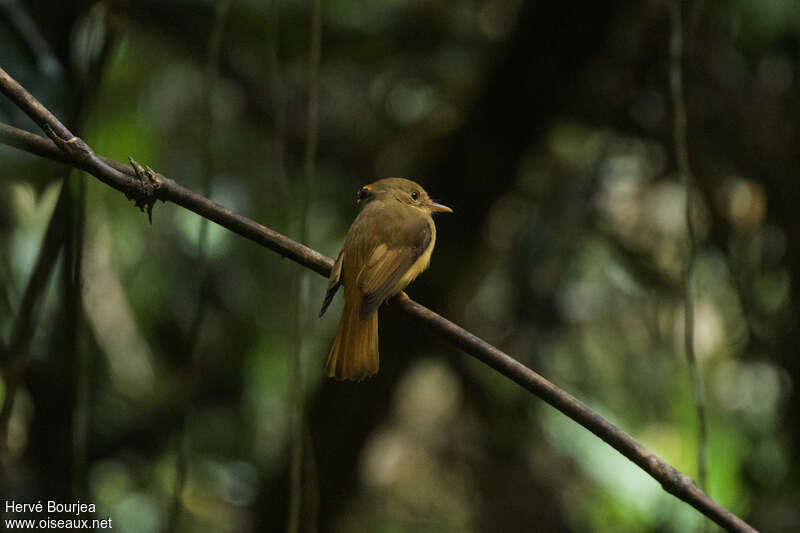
xmin=357 ymin=224 xmax=431 ymax=318
xmin=318 ymin=249 xmax=344 ymax=317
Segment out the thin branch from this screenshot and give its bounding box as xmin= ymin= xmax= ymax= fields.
xmin=0 ymin=121 xmax=331 ymax=277
xmin=304 ymin=0 xmax=322 ymax=187
xmin=65 ymin=171 xmax=89 ymax=499
xmin=0 ymin=182 xmax=68 ymax=446
xmin=0 ymin=70 xmax=134 ymax=196
xmin=289 ymin=0 xmax=323 ymax=530
xmin=0 ymin=0 xmax=64 ymax=77
xmin=0 ymin=67 xmax=757 ymax=533
xmin=69 ymin=11 xmax=119 ymax=498
xmin=669 ymin=0 xmax=708 ymax=494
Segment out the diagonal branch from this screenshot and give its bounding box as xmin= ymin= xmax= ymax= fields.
xmin=0 ymin=122 xmax=331 ymax=277
xmin=668 ymin=0 xmax=708 ymax=495
xmin=0 ymin=67 xmax=757 ymax=533
xmin=0 ymin=181 xmax=68 ymax=445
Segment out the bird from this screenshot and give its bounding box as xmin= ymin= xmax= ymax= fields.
xmin=318 ymin=178 xmax=452 ymax=381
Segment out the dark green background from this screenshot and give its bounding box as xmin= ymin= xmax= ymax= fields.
xmin=1 ymin=1 xmax=797 ymax=531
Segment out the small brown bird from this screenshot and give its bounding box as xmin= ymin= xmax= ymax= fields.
xmin=319 ymin=178 xmax=452 ymax=381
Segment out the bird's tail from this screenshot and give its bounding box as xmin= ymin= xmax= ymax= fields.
xmin=324 ymin=300 xmax=379 ymax=381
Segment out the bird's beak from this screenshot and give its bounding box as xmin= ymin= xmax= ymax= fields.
xmin=426 ymin=201 xmax=453 ymax=213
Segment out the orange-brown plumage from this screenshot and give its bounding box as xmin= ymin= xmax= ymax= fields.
xmin=319 ymin=178 xmax=451 ymax=381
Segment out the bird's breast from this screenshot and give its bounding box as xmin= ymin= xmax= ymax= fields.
xmin=395 ymin=218 xmax=436 ymax=292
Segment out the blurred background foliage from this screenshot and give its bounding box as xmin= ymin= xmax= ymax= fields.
xmin=1 ymin=0 xmax=799 ymax=531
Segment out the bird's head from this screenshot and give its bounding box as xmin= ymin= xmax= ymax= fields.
xmin=356 ymin=177 xmax=452 ymax=214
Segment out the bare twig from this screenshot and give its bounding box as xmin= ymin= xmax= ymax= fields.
xmin=669 ymin=0 xmax=708 ymax=494
xmin=288 ymin=0 xmax=323 ymax=530
xmin=0 ymin=183 xmax=68 ymax=446
xmin=0 ymin=68 xmax=757 ymax=533
xmin=69 ymin=10 xmax=119 ymax=498
xmin=0 ymin=70 xmax=134 ymax=197
xmin=0 ymin=0 xmax=63 ymax=76
xmin=0 ymin=121 xmax=331 ymax=277
xmin=64 ymin=171 xmax=89 ymax=499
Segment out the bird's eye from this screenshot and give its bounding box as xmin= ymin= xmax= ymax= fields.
xmin=411 ymin=191 xmax=419 ymax=201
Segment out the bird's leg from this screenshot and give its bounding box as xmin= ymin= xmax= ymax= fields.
xmin=393 ymin=291 xmax=411 ymax=304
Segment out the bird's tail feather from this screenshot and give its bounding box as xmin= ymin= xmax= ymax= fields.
xmin=324 ymin=301 xmax=378 ymax=381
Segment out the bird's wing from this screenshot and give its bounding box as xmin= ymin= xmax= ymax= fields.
xmin=356 ymin=220 xmax=432 ymax=318
xmin=318 ymin=249 xmax=344 ymax=317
